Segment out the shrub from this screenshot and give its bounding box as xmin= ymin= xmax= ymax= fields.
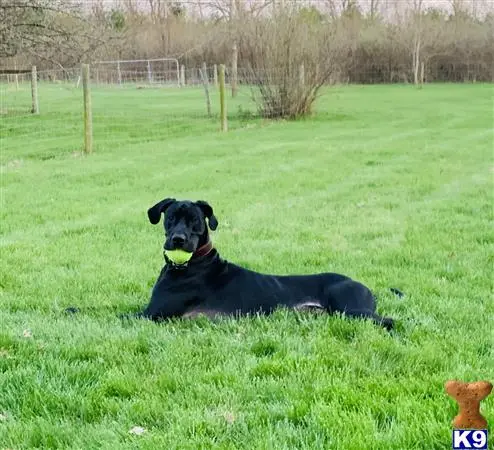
xmin=239 ymin=10 xmax=345 ymax=119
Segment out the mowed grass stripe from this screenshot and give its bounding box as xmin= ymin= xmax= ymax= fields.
xmin=1 ymin=113 xmax=487 ymax=244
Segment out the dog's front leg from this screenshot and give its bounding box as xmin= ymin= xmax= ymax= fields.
xmin=141 ymin=284 xmax=194 ymax=321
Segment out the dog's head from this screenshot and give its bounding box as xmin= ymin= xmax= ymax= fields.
xmin=147 ymin=198 xmax=218 ymax=253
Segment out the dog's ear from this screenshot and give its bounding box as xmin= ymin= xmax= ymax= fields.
xmin=195 ymin=200 xmax=218 ymax=231
xmin=147 ymin=198 xmax=175 ymax=224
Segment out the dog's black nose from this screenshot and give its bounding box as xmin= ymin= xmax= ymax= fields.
xmin=172 ymin=234 xmax=186 ymax=247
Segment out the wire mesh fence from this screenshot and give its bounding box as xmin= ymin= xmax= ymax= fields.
xmin=1 ymin=73 xmax=83 ymax=164
xmin=1 ymin=60 xmax=489 ymax=164
xmin=91 ymin=58 xmax=181 ymax=87
xmin=0 ymin=75 xmax=32 ymax=116
xmin=0 ymin=64 xmax=261 ymax=163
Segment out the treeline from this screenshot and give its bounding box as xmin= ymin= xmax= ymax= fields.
xmin=1 ymin=1 xmax=493 ymax=83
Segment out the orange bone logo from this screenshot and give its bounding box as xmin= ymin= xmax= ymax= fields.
xmin=445 ymin=380 xmax=492 ymax=429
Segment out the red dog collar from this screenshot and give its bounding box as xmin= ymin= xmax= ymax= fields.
xmin=193 ymin=240 xmax=213 ymax=259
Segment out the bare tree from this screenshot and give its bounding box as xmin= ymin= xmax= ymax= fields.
xmin=323 ymin=0 xmax=359 ymax=18
xmin=0 ymin=0 xmax=107 ymax=67
xmin=369 ymin=0 xmax=381 ymax=19
xmin=406 ymin=0 xmax=424 ymax=85
xmin=205 ymin=0 xmax=234 ymax=21
xmin=448 ymin=0 xmax=467 ymax=17
xmin=203 ymin=0 xmax=273 ymax=21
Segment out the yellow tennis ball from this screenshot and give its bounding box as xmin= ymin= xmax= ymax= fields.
xmin=164 ymin=249 xmax=193 ymax=265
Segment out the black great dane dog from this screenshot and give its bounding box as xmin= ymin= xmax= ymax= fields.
xmin=140 ymin=198 xmax=400 ymax=330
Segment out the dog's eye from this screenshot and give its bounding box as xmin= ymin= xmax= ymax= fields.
xmin=191 ymin=221 xmax=203 ymax=233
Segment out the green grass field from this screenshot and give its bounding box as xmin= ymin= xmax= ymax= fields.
xmin=1 ymin=82 xmax=493 ymax=449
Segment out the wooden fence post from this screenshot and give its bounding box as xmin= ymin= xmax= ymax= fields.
xmin=299 ymin=63 xmax=305 ymax=88
xmin=180 ymin=64 xmax=186 ymax=86
xmin=213 ymin=64 xmax=218 ymax=88
xmin=31 ymin=66 xmax=39 ymax=114
xmin=202 ymin=62 xmax=209 ymax=84
xmin=117 ymin=61 xmax=122 ymax=86
xmin=199 ymin=66 xmax=212 ymax=117
xmin=219 ymin=64 xmax=227 ymax=132
xmin=147 ymin=60 xmax=152 ymax=84
xmin=14 ymin=60 xmax=19 ymax=91
xmin=82 ymin=64 xmax=93 ymax=154
xmin=231 ymin=42 xmax=238 ymax=98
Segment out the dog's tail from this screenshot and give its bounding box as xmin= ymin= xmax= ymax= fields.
xmin=372 ymin=314 xmax=395 ymax=331
xmin=372 ymin=287 xmax=404 ymax=331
